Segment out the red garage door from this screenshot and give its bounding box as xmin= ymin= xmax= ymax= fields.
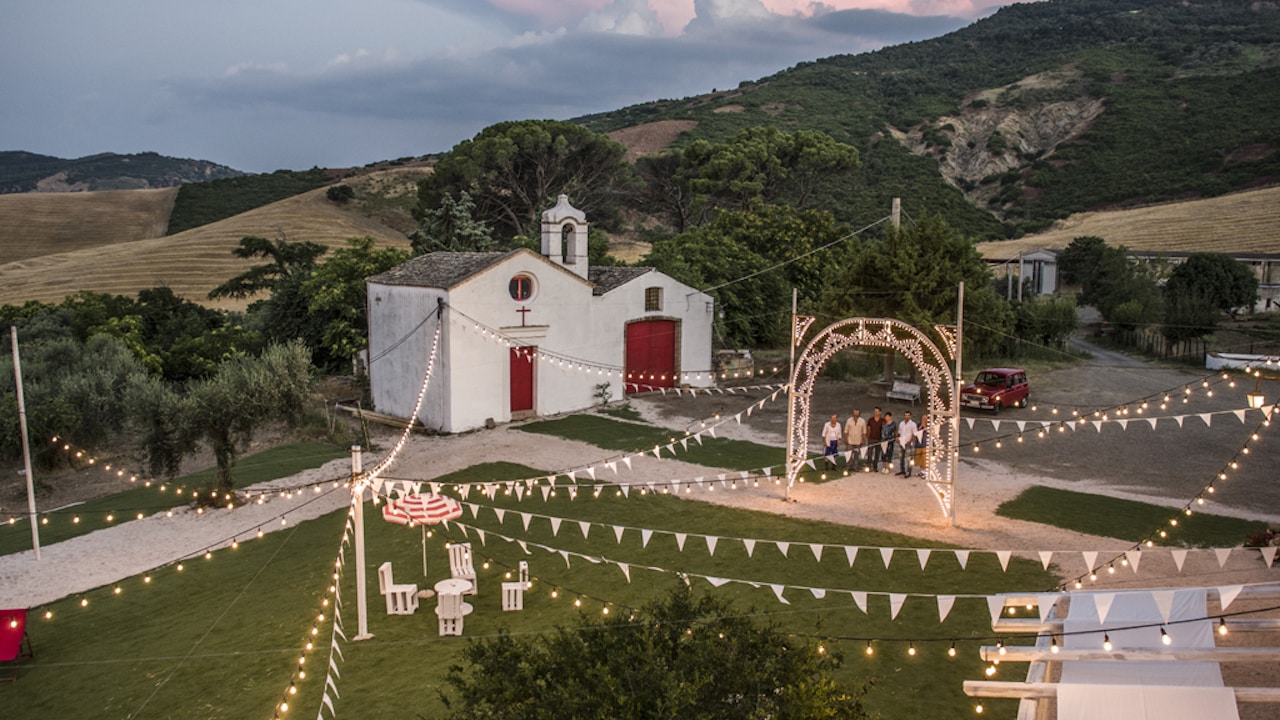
xmin=510 ymin=346 xmax=535 ymax=413
xmin=625 ymin=320 xmax=677 ymax=393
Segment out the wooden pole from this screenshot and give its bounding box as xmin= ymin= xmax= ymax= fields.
xmin=10 ymin=326 xmax=40 ymax=560
xmin=785 ymin=288 xmax=797 ymax=502
xmin=951 ymin=282 xmax=963 ymax=527
xmin=352 ymin=445 xmax=372 ymax=640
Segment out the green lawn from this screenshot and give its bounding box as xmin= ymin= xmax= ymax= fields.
xmin=6 ymin=460 xmax=1052 ymax=719
xmin=996 ymin=485 xmax=1266 ymax=547
xmin=0 ymin=442 xmax=348 ymax=557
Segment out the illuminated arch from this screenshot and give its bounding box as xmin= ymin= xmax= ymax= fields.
xmin=786 ymin=316 xmax=959 ymax=519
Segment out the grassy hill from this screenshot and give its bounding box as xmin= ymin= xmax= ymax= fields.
xmin=0 ymin=187 xmax=178 ymax=263
xmin=0 ymin=187 xmax=410 ymax=311
xmin=976 ymin=185 xmax=1280 ymax=259
xmin=580 ymin=0 xmax=1280 ymax=237
xmin=0 ymin=151 xmax=241 ymax=193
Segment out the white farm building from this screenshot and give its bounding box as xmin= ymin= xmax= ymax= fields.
xmin=366 ymin=195 xmax=715 ymax=433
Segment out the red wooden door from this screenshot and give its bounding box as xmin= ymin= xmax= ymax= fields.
xmin=510 ymin=346 xmax=535 ymax=412
xmin=625 ymin=320 xmax=676 ymax=392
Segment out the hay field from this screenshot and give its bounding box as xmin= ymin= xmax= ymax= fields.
xmin=0 ymin=187 xmax=178 ymax=263
xmin=978 ymin=186 xmax=1280 ymax=260
xmin=0 ymin=188 xmax=410 ymax=311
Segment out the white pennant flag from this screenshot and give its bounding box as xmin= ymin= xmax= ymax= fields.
xmin=568 ymin=486 xmax=578 ymax=500
xmin=1174 ymin=415 xmax=1186 ymax=427
xmin=1147 ymin=417 xmax=1158 ymax=429
xmin=579 ymin=521 xmax=591 ymax=539
xmin=586 ymin=467 xmax=596 ymax=480
xmin=514 ymin=486 xmax=525 ymax=501
xmin=614 ymin=525 xmax=625 ymax=544
xmin=1126 ymin=550 xmax=1142 ymax=573
xmin=322 ymin=692 xmax=335 ymax=716
xmin=540 ymin=485 xmax=551 ymax=501
xmin=520 ymin=512 xmax=532 ymax=531
xmin=996 ymin=550 xmax=1011 ymax=572
xmin=1152 ymin=590 xmax=1176 ymax=623
xmin=777 ymin=541 xmax=790 ymax=558
xmin=771 ymin=584 xmax=790 ymax=605
xmin=467 ymin=503 xmax=480 ymax=519
xmin=518 ymin=540 xmax=529 ymax=555
xmin=1218 ymin=584 xmax=1244 ymax=611
xmin=694 ymin=433 xmax=704 ymax=445
xmin=620 ymin=485 xmax=630 ymax=498
xmin=804 ymin=458 xmax=816 ymax=470
xmin=1198 ymin=413 xmax=1213 ymax=427
xmin=559 ymin=549 xmax=571 ymax=568
xmin=1094 ymin=593 xmax=1116 ymax=624
xmin=743 ymin=538 xmax=756 ymax=557
xmin=1117 ymin=419 xmax=1129 ymax=430
xmin=549 ymin=517 xmax=561 ymax=536
xmin=852 ymin=591 xmax=868 ymax=614
xmin=1091 ymin=420 xmax=1102 ymax=431
xmin=641 ymin=529 xmax=653 ymax=548
xmin=917 ymin=549 xmax=932 ymax=570
xmin=1016 ymin=421 xmax=1026 ymax=432
xmin=1261 ymin=546 xmax=1278 ymax=567
xmin=623 ymin=456 xmax=633 ymax=470
xmin=809 ymin=587 xmax=826 ymax=600
xmin=937 ymin=595 xmax=956 ymax=623
xmin=706 ymin=535 xmax=719 ymax=556
xmin=494 ymin=508 xmax=506 ymax=524
xmin=734 ymin=413 xmax=742 ymax=424
xmin=1233 ymin=409 xmax=1247 ymax=423
xmin=1171 ymin=549 xmax=1188 ymax=571
xmin=880 ymin=547 xmax=894 ymax=568
xmin=665 ymin=444 xmax=675 ymax=456
xmin=987 ymin=595 xmax=1006 ymax=624
xmin=675 ymin=533 xmax=687 ymax=551
xmin=606 ymin=461 xmax=617 ymax=474
xmin=1038 ymin=595 xmax=1058 ymax=622
xmin=889 ymin=593 xmax=907 ymax=620
xmin=1039 ymin=551 xmax=1054 ymax=570
xmin=618 ymin=562 xmax=631 ymax=583
xmin=681 ymin=438 xmax=688 ymax=451
xmin=1082 ymin=551 xmax=1099 ymax=574
xmin=1215 ymin=548 xmax=1233 ymax=567
xmin=955 ymin=550 xmax=970 ymax=570
xmin=706 ymin=576 xmax=730 ymax=587
xmin=474 ymin=528 xmax=486 ymax=545
xmin=845 ymin=546 xmax=859 ymax=567
xmin=992 ymin=420 xmax=1002 ymax=432
xmin=810 ymin=543 xmax=824 ymax=563
xmin=964 ymin=417 xmax=975 ymax=429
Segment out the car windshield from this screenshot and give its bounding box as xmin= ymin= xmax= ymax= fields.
xmin=975 ymin=372 xmax=1005 ymax=385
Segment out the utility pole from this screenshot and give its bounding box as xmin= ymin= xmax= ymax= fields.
xmin=351 ymin=445 xmax=372 ymax=640
xmin=784 ymin=288 xmax=797 ymax=502
xmin=951 ymin=283 xmax=963 ymax=527
xmin=10 ymin=326 xmax=40 ymax=559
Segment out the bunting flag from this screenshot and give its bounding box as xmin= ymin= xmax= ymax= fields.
xmin=1172 ymin=549 xmax=1188 ymax=571
xmin=549 ymin=517 xmax=561 ymax=536
xmin=1038 ymin=595 xmax=1058 ymax=622
xmin=1039 ymin=551 xmax=1054 ymax=570
xmin=889 ymin=593 xmax=907 ymax=620
xmin=1152 ymin=590 xmax=1176 ymax=623
xmin=706 ymin=535 xmax=719 ymax=556
xmin=1094 ymin=593 xmax=1116 ymax=624
xmin=641 ymin=529 xmax=653 ymax=548
xmin=1126 ymin=550 xmax=1142 ymax=574
xmin=987 ymin=595 xmax=1006 ymax=624
xmin=675 ymin=533 xmax=687 ymax=551
xmin=1262 ymin=547 xmax=1278 ymax=567
xmin=810 ymin=544 xmax=824 ymax=563
xmin=777 ymin=541 xmax=790 ymax=558
xmin=916 ymin=549 xmax=931 ymax=570
xmin=996 ymin=550 xmax=1011 ymax=572
xmin=1215 ymin=548 xmax=1232 ymax=568
xmin=617 ymin=562 xmax=631 ymax=583
xmin=852 ymin=591 xmax=868 ymax=614
xmin=880 ymin=547 xmax=894 ymax=568
xmin=520 ymin=512 xmax=532 ymax=531
xmin=614 ymin=525 xmax=625 ymax=544
xmin=1082 ymin=551 xmax=1099 ymax=574
xmin=706 ymin=576 xmax=730 ymax=587
xmin=771 ymin=584 xmax=790 ymax=605
xmin=578 ymin=521 xmax=591 ymax=540
xmin=744 ymin=538 xmax=757 ymax=558
xmin=845 ymin=546 xmax=859 ymax=567
xmin=809 ymin=588 xmax=826 ymax=600
xmin=937 ymin=595 xmax=956 ymax=623
xmin=955 ymin=550 xmax=969 ymax=570
xmin=1219 ymin=585 xmax=1243 ymax=611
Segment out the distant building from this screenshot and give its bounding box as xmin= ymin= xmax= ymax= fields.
xmin=366 ymin=195 xmax=715 ymax=433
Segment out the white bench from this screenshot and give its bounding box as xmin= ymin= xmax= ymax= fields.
xmin=377 ymin=562 xmax=419 ymax=616
xmin=886 ymin=380 xmax=921 ymax=405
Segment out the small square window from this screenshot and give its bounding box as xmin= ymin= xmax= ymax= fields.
xmin=645 ymin=287 xmax=663 ymax=311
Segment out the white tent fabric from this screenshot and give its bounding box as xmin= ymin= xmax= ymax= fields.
xmin=1057 ymin=588 xmax=1238 ymax=720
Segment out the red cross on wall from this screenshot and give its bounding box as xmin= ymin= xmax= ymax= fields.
xmin=516 ymin=305 xmax=531 ymax=327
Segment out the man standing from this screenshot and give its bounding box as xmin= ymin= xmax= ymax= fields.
xmin=895 ymin=410 xmax=919 ymax=477
xmin=881 ymin=411 xmax=897 ymax=474
xmin=866 ymin=407 xmax=884 ymax=473
xmin=821 ymin=414 xmax=842 ymax=470
xmin=844 ymin=409 xmax=867 ymax=472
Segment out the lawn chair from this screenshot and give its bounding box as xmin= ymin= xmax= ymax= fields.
xmin=448 ymin=542 xmax=477 ymax=596
xmin=435 ymin=589 xmax=473 ymax=636
xmin=1 ymin=609 xmax=33 ymax=681
xmin=377 ymin=562 xmax=419 ymax=616
xmin=502 ymin=560 xmax=530 ymax=612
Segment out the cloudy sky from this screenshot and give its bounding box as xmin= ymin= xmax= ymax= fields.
xmin=3 ymin=0 xmax=1022 ymax=173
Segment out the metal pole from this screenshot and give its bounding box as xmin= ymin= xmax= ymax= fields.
xmin=951 ymin=283 xmax=964 ymax=527
xmin=10 ymin=326 xmax=40 ymax=560
xmin=784 ymin=288 xmax=797 ymax=501
xmin=351 ymin=445 xmax=372 ymax=640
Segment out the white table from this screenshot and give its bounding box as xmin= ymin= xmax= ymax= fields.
xmin=434 ymin=578 xmax=473 ymax=596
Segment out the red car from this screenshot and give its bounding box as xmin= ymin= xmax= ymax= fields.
xmin=961 ymin=368 xmax=1029 ymax=413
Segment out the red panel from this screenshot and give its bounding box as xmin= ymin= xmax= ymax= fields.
xmin=625 ymin=320 xmax=676 ymax=392
xmin=510 ymin=346 xmax=534 ymax=412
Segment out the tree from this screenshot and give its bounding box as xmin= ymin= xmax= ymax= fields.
xmin=208 ymin=235 xmax=328 ymax=300
xmin=1057 ymin=235 xmax=1106 ymax=287
xmin=299 ymin=237 xmax=410 ymax=362
xmin=417 ymin=120 xmax=635 ymax=243
xmin=441 ymin=585 xmax=871 ymax=720
xmin=130 ymin=341 xmax=316 ymax=493
xmin=822 ymin=216 xmax=1013 ymax=362
xmin=408 ymin=191 xmax=495 ymax=255
xmin=1014 ymin=295 xmax=1079 ymax=349
xmin=678 ymin=127 xmax=860 ymax=214
xmin=1165 ymin=253 xmax=1258 ymax=319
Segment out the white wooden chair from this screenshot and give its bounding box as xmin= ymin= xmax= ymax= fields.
xmin=502 ymin=560 xmax=530 ymax=612
xmin=448 ymin=542 xmax=477 ymax=595
xmin=435 ymin=589 xmax=473 ymax=636
xmin=377 ymin=562 xmax=419 ymax=616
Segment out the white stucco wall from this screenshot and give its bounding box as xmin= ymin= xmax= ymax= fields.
xmin=594 ymin=270 xmax=715 ymax=392
xmin=366 ymin=283 xmax=449 ymax=431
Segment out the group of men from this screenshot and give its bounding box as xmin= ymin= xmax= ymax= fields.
xmin=821 ymin=406 xmax=928 ymax=477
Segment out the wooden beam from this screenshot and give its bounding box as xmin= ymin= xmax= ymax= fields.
xmin=982 ymin=646 xmax=1280 ymax=663
xmin=964 ymin=681 xmax=1280 ymax=703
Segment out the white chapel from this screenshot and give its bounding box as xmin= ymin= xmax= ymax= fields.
xmin=365 ymin=194 xmax=715 ymax=433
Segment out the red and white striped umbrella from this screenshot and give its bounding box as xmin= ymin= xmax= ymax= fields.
xmin=381 ymin=493 xmax=462 ymax=526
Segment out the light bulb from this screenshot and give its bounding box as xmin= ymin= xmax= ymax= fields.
xmin=1160 ymin=628 xmax=1171 ymax=645
xmin=1103 ymin=634 xmax=1113 ymax=651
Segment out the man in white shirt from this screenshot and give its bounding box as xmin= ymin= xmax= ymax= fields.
xmin=844 ymin=409 xmax=867 ymax=472
xmin=821 ymin=414 xmax=842 ymax=470
xmin=895 ymin=411 xmax=919 ymax=477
